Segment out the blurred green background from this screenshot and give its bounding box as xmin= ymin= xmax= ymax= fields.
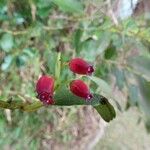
xmin=0 ymin=0 xmax=150 ymax=149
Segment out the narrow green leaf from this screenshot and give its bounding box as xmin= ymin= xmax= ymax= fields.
xmin=112 ymin=66 xmax=125 ymax=90
xmin=137 ymin=76 xmax=150 ymax=116
xmin=89 ymin=76 xmax=122 ymax=111
xmin=96 ymin=31 xmax=111 ymax=54
xmin=89 ymin=76 xmax=112 ymax=97
xmin=128 ymin=84 xmax=139 ymax=106
xmin=53 ymin=0 xmax=83 ymax=14
xmin=145 ymin=118 xmax=150 ymax=133
xmin=73 ymin=29 xmax=83 ymax=52
xmin=128 ymin=55 xmax=150 ymax=80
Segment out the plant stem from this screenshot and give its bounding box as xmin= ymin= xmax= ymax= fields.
xmin=0 ymin=100 xmax=43 ymax=112
xmin=55 ymin=52 xmax=61 ymax=89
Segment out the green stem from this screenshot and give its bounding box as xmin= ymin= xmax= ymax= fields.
xmin=0 ymin=100 xmax=43 ymax=112
xmin=0 ymin=101 xmax=23 ymax=109
xmin=55 ymin=52 xmax=61 ymax=89
xmin=23 ymin=102 xmax=43 ymax=112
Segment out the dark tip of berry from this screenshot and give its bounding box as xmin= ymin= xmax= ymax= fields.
xmin=38 ymin=92 xmax=54 ymax=105
xmin=87 ymin=66 xmax=94 ymax=75
xmin=43 ymin=98 xmax=55 ymax=106
xmin=86 ymin=93 xmax=93 ymax=100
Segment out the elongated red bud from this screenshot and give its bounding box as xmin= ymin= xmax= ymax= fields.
xmin=70 ymin=79 xmax=93 ymax=100
xmin=69 ymin=58 xmax=94 ymax=75
xmin=36 ymin=75 xmax=55 ymax=105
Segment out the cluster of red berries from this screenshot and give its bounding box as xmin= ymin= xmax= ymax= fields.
xmin=36 ymin=58 xmax=94 ymax=105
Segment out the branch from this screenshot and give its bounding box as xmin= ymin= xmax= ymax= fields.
xmin=0 ymin=100 xmax=43 ymax=112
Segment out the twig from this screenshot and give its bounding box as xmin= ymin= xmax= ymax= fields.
xmin=106 ymin=0 xmax=119 ymax=26
xmin=0 ymin=100 xmax=43 ymax=112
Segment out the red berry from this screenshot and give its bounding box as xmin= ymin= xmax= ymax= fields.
xmin=36 ymin=75 xmax=55 ymax=105
xmin=70 ymin=79 xmax=93 ymax=100
xmin=69 ymin=58 xmax=94 ymax=75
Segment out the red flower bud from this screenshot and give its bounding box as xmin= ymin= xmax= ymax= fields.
xmin=70 ymin=79 xmax=93 ymax=100
xmin=69 ymin=58 xmax=94 ymax=75
xmin=36 ymin=75 xmax=55 ymax=105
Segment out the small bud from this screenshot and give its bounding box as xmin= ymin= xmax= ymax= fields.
xmin=36 ymin=75 xmax=55 ymax=105
xmin=70 ymin=79 xmax=93 ymax=100
xmin=69 ymin=58 xmax=94 ymax=75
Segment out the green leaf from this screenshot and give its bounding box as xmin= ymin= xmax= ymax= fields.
xmin=96 ymin=31 xmax=111 ymax=54
xmin=136 ymin=76 xmax=150 ymax=131
xmin=123 ymin=19 xmax=139 ymax=34
xmin=81 ymin=38 xmax=96 ymax=52
xmin=112 ymin=66 xmax=125 ymax=90
xmin=111 ymin=34 xmax=123 ymax=49
xmin=94 ymin=96 xmax=116 ymax=122
xmin=104 ymin=42 xmax=117 ymax=60
xmin=23 ymin=48 xmax=35 ymax=58
xmin=95 ymin=62 xmax=109 ymax=78
xmin=89 ymin=76 xmax=112 ymax=97
xmin=16 ymin=55 xmax=28 ymax=67
xmin=54 ymin=87 xmax=116 ymax=122
xmin=0 ymin=33 xmax=14 ymax=52
xmin=73 ymin=29 xmax=83 ymax=53
xmin=53 ymin=0 xmax=83 ymax=14
xmin=137 ymin=76 xmax=150 ymax=116
xmin=1 ymin=55 xmax=13 ymax=71
xmin=37 ymin=0 xmax=53 ymax=18
xmin=89 ymin=76 xmax=122 ymax=111
xmin=145 ymin=118 xmax=150 ymax=133
xmin=44 ymin=51 xmax=57 ymax=75
xmin=128 ymin=55 xmax=150 ymax=80
xmin=128 ymin=84 xmax=139 ymax=106
xmin=38 ymin=6 xmax=52 ymax=18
